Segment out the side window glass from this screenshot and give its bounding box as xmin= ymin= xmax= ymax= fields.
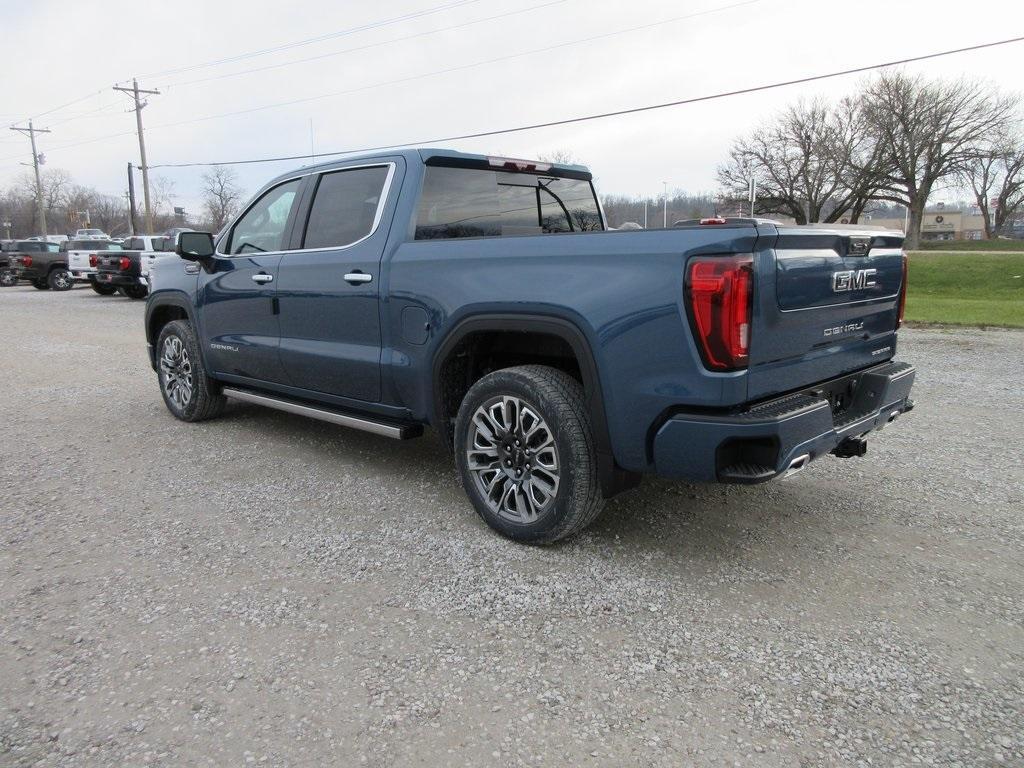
xmin=414 ymin=167 xmax=500 ymax=240
xmin=303 ymin=166 xmax=390 ymax=249
xmin=228 ymin=179 xmax=301 ymax=255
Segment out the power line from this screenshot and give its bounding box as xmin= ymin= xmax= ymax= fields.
xmin=137 ymin=0 xmax=486 ymax=80
xmin=1 ymin=0 xmax=760 ymax=161
xmin=151 ymin=0 xmax=763 ymax=129
xmin=161 ymin=0 xmax=565 ymax=90
xmin=147 ymin=35 xmax=1024 ymax=169
xmin=6 ymin=0 xmax=489 ymax=131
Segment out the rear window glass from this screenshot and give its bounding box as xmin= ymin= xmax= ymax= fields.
xmin=71 ymin=240 xmax=122 ymax=251
xmin=302 ymin=165 xmax=390 ymax=249
xmin=414 ymin=166 xmax=603 ymax=240
xmin=16 ymin=241 xmax=59 ymax=252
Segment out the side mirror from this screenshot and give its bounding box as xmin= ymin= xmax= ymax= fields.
xmin=176 ymin=232 xmax=215 ymax=261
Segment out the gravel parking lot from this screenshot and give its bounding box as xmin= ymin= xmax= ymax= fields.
xmin=1 ymin=285 xmax=1022 ymax=767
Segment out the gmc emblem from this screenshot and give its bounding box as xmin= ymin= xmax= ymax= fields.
xmin=832 ymin=268 xmax=877 ymax=292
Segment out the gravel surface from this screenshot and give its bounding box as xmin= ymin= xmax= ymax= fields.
xmin=1 ymin=285 xmax=1022 ymax=767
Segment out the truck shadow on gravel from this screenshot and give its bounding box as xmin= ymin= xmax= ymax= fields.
xmin=217 ymin=401 xmax=814 ymax=561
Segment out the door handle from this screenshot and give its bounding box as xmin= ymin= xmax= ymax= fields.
xmin=251 ymin=273 xmax=273 ymax=283
xmin=344 ymin=272 xmax=373 ymax=284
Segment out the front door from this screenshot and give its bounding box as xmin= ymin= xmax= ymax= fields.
xmin=198 ymin=177 xmax=302 ymax=384
xmin=276 ymin=163 xmax=397 ymax=403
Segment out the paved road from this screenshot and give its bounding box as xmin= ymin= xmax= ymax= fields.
xmin=1 ymin=285 xmax=1022 ymax=767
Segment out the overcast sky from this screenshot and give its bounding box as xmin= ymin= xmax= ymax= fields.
xmin=2 ymin=0 xmax=1022 ymax=215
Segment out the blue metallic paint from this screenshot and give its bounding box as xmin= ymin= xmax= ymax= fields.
xmin=146 ymin=147 xmax=912 ymax=483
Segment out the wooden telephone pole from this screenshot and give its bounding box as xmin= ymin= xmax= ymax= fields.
xmin=114 ymin=79 xmax=160 ymax=233
xmin=10 ymin=120 xmax=51 ymax=236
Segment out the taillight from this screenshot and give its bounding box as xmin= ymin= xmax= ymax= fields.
xmin=89 ymin=254 xmax=98 ymax=267
xmin=686 ymin=254 xmax=754 ymax=371
xmin=119 ymin=257 xmax=131 ymax=271
xmin=22 ymin=255 xmax=32 ymax=267
xmin=896 ymin=252 xmax=908 ymax=329
xmin=699 ymin=217 xmax=728 ymax=225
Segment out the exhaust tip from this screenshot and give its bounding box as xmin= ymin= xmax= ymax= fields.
xmin=781 ymin=453 xmax=810 ymax=479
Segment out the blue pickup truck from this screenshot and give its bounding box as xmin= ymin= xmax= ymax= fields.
xmin=145 ymin=148 xmax=915 ymax=543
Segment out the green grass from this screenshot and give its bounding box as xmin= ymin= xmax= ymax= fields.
xmin=904 ymin=252 xmax=1024 ymax=327
xmin=918 ymin=239 xmax=1024 ymax=252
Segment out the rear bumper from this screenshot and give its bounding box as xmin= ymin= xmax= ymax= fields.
xmin=94 ymin=271 xmax=145 ymax=287
xmin=652 ymin=360 xmax=915 ymax=483
xmin=71 ymin=267 xmax=97 ymax=281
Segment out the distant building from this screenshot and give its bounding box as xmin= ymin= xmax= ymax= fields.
xmin=858 ymin=209 xmax=987 ymax=240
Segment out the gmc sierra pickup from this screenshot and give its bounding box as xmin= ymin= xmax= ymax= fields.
xmin=6 ymin=239 xmax=72 ymax=290
xmin=93 ymin=235 xmax=174 ymax=299
xmin=146 ymin=149 xmax=915 ymax=544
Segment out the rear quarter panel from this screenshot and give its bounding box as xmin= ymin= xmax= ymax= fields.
xmin=384 ymin=227 xmax=760 ymax=472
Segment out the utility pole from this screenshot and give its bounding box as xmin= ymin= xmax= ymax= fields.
xmin=10 ymin=120 xmax=51 ymax=236
xmin=662 ymin=181 xmax=668 ymax=228
xmin=126 ymin=162 xmax=139 ymax=234
xmin=114 ymin=78 xmax=160 ymax=233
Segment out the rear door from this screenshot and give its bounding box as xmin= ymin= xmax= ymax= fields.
xmin=198 ymin=177 xmax=304 ymax=383
xmin=276 ymin=161 xmax=399 ymax=402
xmin=747 ymin=226 xmax=905 ymax=400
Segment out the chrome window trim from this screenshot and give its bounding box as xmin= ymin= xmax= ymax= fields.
xmin=215 ymin=162 xmax=397 ymax=258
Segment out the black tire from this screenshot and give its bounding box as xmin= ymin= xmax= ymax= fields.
xmin=90 ymin=281 xmax=118 ymax=296
xmin=31 ymin=279 xmax=49 ymax=290
xmin=0 ymin=270 xmax=18 ymax=287
xmin=454 ymin=365 xmax=604 ymax=544
xmin=123 ymin=285 xmax=148 ymax=300
xmin=156 ymin=320 xmax=226 ymax=422
xmin=47 ymin=269 xmax=74 ymax=291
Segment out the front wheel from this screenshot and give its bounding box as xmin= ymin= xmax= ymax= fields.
xmin=156 ymin=320 xmax=226 ymax=422
xmin=48 ymin=269 xmax=74 ymax=291
xmin=454 ymin=365 xmax=604 ymax=544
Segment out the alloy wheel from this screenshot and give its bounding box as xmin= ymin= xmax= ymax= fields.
xmin=465 ymin=396 xmax=560 ymax=523
xmin=160 ymin=335 xmax=194 ymax=410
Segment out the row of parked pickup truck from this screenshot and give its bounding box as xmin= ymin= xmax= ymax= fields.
xmin=0 ymin=235 xmax=180 ymax=298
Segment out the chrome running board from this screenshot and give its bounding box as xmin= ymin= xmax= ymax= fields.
xmin=221 ymin=387 xmax=421 ymax=440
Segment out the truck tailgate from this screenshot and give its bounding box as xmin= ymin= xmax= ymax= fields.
xmin=748 ymin=226 xmax=905 ymax=401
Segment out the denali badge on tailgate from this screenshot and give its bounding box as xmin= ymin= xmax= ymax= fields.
xmin=833 ymin=268 xmax=877 ymax=292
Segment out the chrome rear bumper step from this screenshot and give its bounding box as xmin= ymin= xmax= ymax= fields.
xmin=221 ymin=387 xmax=422 ymax=440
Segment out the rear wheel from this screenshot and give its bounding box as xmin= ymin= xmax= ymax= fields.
xmin=0 ymin=271 xmax=17 ymax=287
xmin=156 ymin=320 xmax=226 ymax=422
xmin=90 ymin=281 xmax=117 ymax=296
xmin=31 ymin=279 xmax=49 ymax=290
xmin=455 ymin=365 xmax=604 ymax=544
xmin=48 ymin=269 xmax=74 ymax=291
xmin=123 ymin=284 xmax=148 ymax=300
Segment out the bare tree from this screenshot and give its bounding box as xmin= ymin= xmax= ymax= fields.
xmin=961 ymin=129 xmax=1024 ymax=238
xmin=858 ymin=71 xmax=1018 ymax=249
xmin=537 ymin=149 xmax=581 ymax=166
xmin=200 ymin=166 xmax=244 ymax=232
xmin=717 ymin=99 xmax=872 ymax=224
xmin=18 ymin=167 xmax=73 ymax=221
